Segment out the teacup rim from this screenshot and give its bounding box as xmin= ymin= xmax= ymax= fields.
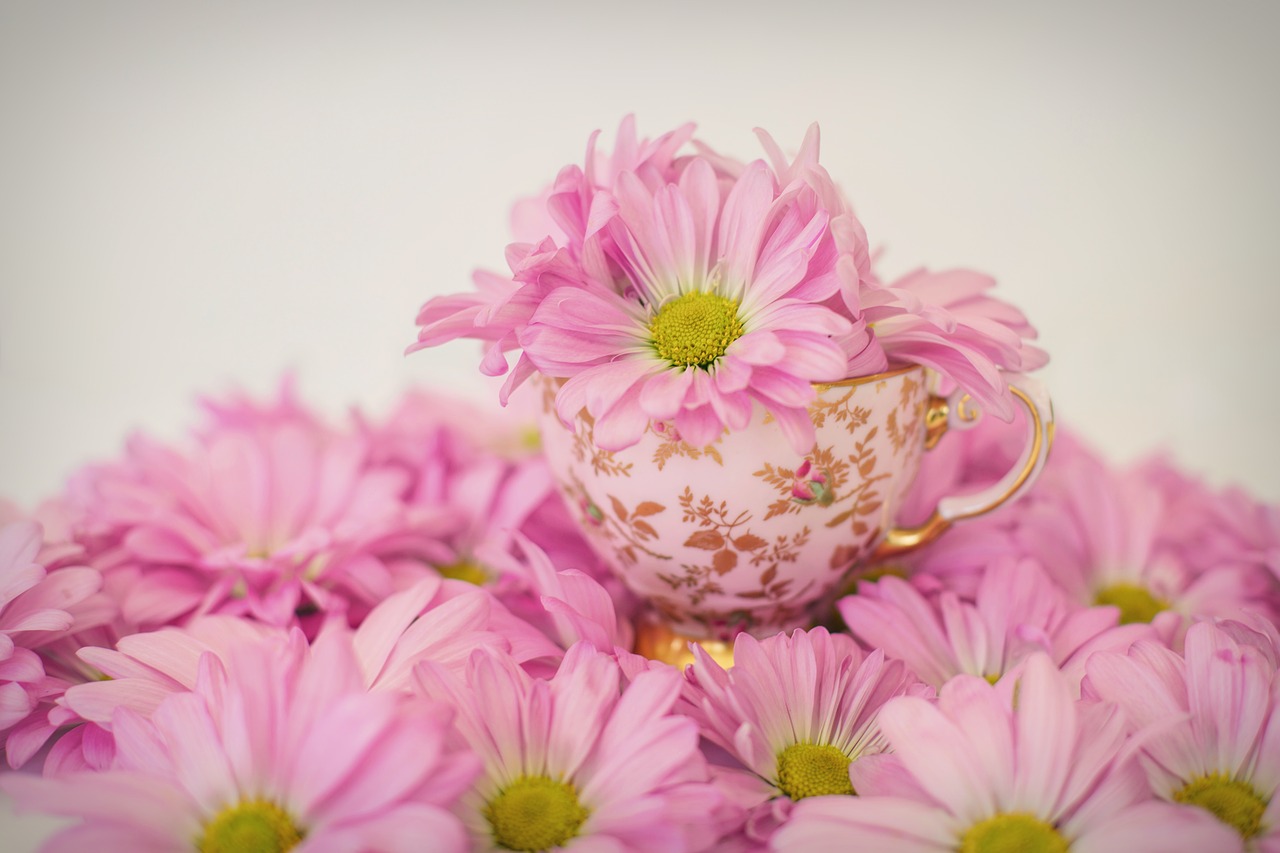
xmin=814 ymin=362 xmax=923 ymax=389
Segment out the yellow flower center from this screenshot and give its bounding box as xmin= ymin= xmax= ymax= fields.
xmin=197 ymin=799 xmax=303 ymax=853
xmin=438 ymin=559 xmax=488 ymax=585
xmin=649 ymin=291 xmax=744 ymax=369
xmin=1093 ymin=582 xmax=1169 ymax=624
xmin=776 ymin=743 xmax=855 ymax=800
xmin=1173 ymin=773 xmax=1267 ymax=839
xmin=959 ymin=812 xmax=1068 ymax=853
xmin=484 ymin=774 xmax=589 ymax=851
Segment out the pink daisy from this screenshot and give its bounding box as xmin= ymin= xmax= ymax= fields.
xmin=65 ymin=386 xmax=419 ymax=630
xmin=411 ymin=122 xmax=879 ymax=451
xmin=774 ymin=653 xmax=1240 ymax=852
xmin=359 ymin=386 xmax=619 ymax=600
xmin=1011 ymin=434 xmax=1276 ymax=638
xmin=358 ymin=391 xmax=633 ymax=640
xmin=679 ymin=627 xmax=928 ymax=843
xmin=523 ymin=156 xmax=862 ymax=452
xmin=2 ymin=627 xmax=479 ymax=852
xmin=375 ymin=403 xmax=558 ymax=589
xmin=414 ymin=642 xmax=723 ymax=851
xmin=839 ymin=557 xmax=1152 ymax=689
xmin=1084 ymin=620 xmax=1280 ymax=847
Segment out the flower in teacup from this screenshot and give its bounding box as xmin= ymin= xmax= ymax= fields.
xmin=790 ymin=460 xmax=834 ymax=506
xmin=522 ymin=156 xmax=867 ymax=454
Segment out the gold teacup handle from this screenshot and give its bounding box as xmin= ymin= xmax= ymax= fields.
xmin=873 ymin=372 xmax=1054 ymax=560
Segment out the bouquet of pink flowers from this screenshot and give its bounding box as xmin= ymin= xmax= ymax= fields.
xmin=408 ymin=117 xmax=1046 ymax=453
xmin=1 ymin=121 xmax=1277 ymax=853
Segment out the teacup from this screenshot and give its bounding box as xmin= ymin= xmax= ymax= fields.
xmin=536 ymin=366 xmax=1053 ymax=653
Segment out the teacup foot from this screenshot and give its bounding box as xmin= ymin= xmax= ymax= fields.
xmin=633 ymin=618 xmax=736 ymax=670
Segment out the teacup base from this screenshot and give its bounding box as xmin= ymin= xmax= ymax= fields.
xmin=633 ymin=617 xmax=736 ymax=669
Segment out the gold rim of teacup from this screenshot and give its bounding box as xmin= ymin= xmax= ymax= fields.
xmin=812 ymin=362 xmax=923 ymax=390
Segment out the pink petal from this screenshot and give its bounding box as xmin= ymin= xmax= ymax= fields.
xmin=729 ymin=330 xmax=786 ymax=366
xmin=0 ymin=770 xmax=197 ymax=838
xmin=672 ymin=405 xmax=726 ymax=449
xmin=717 ymin=162 xmax=775 ymax=299
xmin=0 ymin=521 xmax=42 ymax=582
xmin=679 ymin=158 xmax=719 ymax=285
xmin=591 ymin=382 xmax=655 ymax=452
xmin=777 ymin=795 xmax=958 ymax=851
xmin=878 ymin=690 xmax=999 ymax=818
xmin=152 ymin=693 xmax=238 ymax=811
xmin=351 ymin=577 xmax=443 ymax=684
xmin=637 ymin=368 xmax=694 ymax=421
xmin=1011 ymin=654 xmax=1077 ymax=817
xmin=67 ymin=678 xmax=179 ymax=724
xmin=1072 ymin=800 xmax=1243 ymax=853
xmin=121 ymin=570 xmax=207 ymax=627
xmin=314 ymin=803 xmax=469 ymax=853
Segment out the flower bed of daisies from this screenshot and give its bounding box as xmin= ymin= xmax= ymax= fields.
xmin=1 ymin=120 xmax=1277 ymax=852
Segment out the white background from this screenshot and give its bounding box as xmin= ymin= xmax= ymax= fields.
xmin=1 ymin=0 xmax=1278 ymax=845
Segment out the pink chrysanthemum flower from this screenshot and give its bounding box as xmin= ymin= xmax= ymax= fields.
xmin=524 ymin=156 xmax=862 ymax=452
xmin=774 ymin=653 xmax=1240 ymax=852
xmin=0 ymin=520 xmax=109 ymax=768
xmin=65 ymin=386 xmax=420 ymax=630
xmin=1084 ymin=620 xmax=1280 ymax=847
xmin=2 ymin=626 xmax=479 ymax=852
xmin=379 ymin=408 xmax=558 ymax=589
xmin=679 ymin=627 xmax=927 ymax=843
xmin=415 ymin=642 xmax=723 ymax=852
xmin=411 ymin=121 xmax=879 ymax=451
xmin=358 ymin=387 xmax=619 ymax=598
xmin=839 ymin=557 xmax=1151 ymax=689
xmin=358 ymin=391 xmax=633 ymax=637
xmin=1011 ymin=434 xmax=1276 ymax=638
